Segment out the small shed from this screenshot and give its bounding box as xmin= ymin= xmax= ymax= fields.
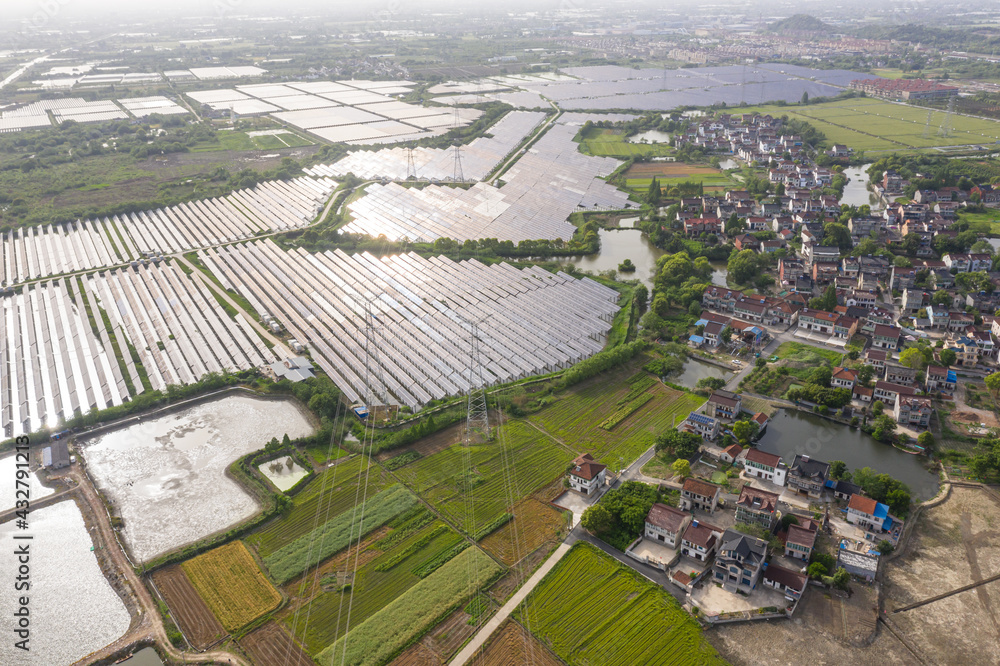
xmin=42 ymin=440 xmax=71 ymax=469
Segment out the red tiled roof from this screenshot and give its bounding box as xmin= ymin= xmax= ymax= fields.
xmin=752 ymin=412 xmax=769 ymax=425
xmin=848 ymin=494 xmax=878 ymax=516
xmin=571 ymin=461 xmax=606 ymax=481
xmin=682 ymin=478 xmax=721 ymax=499
xmin=645 ymin=503 xmax=690 ymax=533
xmin=786 ymin=524 xmax=817 ymax=548
xmin=744 ymin=448 xmax=781 ymax=468
xmin=763 ymin=563 xmax=807 ymax=592
xmin=682 ymin=521 xmax=721 ymax=548
xmin=737 ymin=485 xmax=779 ymax=513
xmin=724 ymin=443 xmax=744 ymax=458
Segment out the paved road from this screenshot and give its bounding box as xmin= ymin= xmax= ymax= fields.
xmin=448 ymin=542 xmax=572 ymax=666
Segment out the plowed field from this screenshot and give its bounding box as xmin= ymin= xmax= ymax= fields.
xmin=240 ymin=621 xmax=314 ymax=666
xmin=152 ymin=565 xmax=226 ymax=650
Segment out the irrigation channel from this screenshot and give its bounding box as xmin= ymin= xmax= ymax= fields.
xmin=756 ymin=409 xmax=940 ymax=500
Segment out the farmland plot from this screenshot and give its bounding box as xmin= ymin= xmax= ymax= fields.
xmin=470 ymin=620 xmax=562 ymax=666
xmin=529 ymin=368 xmax=704 ymax=464
xmin=181 ymin=541 xmax=282 ymax=631
xmin=480 ymin=499 xmax=569 ymax=565
xmin=392 ymin=420 xmax=573 ymax=529
xmin=152 ymin=566 xmax=226 ymax=650
xmin=518 ymin=543 xmax=724 ymax=666
xmin=289 ymin=520 xmax=466 ymax=654
xmin=247 ymin=456 xmax=389 ymax=558
xmin=317 ymin=547 xmax=503 ymax=666
xmin=240 ymin=622 xmax=315 ymax=666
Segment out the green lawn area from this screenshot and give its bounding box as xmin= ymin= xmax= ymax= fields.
xmin=736 ymin=97 xmax=1000 ymax=153
xmin=528 ymin=358 xmax=705 ymax=466
xmin=517 ymin=542 xmax=725 ymax=666
xmin=392 ymin=419 xmax=573 ymax=529
xmin=577 ymin=127 xmax=675 ymax=158
xmin=774 ymin=341 xmax=843 ymax=365
xmin=956 ymin=207 xmax=1000 ymax=235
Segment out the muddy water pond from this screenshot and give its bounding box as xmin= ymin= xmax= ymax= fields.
xmin=258 ymin=457 xmax=309 ymax=491
xmin=672 ymin=357 xmax=732 ymax=389
xmin=81 ymin=394 xmax=314 ymax=562
xmin=0 ymin=501 xmax=131 ymax=665
xmin=560 ymin=228 xmax=666 ymax=288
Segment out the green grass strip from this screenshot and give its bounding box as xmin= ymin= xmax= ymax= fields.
xmin=263 ymin=484 xmax=418 ymax=584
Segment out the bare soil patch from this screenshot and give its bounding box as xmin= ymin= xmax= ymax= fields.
xmin=151 ymin=565 xmax=226 ymax=650
xmin=625 ymin=162 xmax=723 ymax=178
xmin=239 ymin=621 xmax=314 ymax=666
xmin=470 ymin=620 xmax=562 ymax=666
xmin=376 ymin=422 xmax=464 ymax=461
xmin=489 ymin=541 xmax=557 ymax=603
xmin=480 ymin=499 xmax=568 ymax=565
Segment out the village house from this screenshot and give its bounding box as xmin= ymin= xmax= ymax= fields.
xmin=762 ymin=564 xmax=808 ymax=601
xmin=787 ymin=455 xmax=830 ymax=499
xmin=871 ymin=324 xmax=901 ymax=350
xmin=846 ymin=494 xmax=896 ymax=540
xmin=720 ymin=443 xmax=743 ymax=464
xmin=873 ymin=380 xmax=918 ymax=406
xmin=830 ymin=366 xmax=858 ymax=389
xmin=864 ymin=349 xmax=889 ymax=371
xmin=884 ymin=365 xmax=919 ymax=387
xmin=680 ymin=520 xmax=724 ymax=562
xmin=925 ymin=365 xmax=957 ymax=394
xmin=743 ymin=448 xmax=787 ymax=485
xmin=644 ymin=503 xmax=693 ymax=548
xmin=714 ymin=529 xmax=769 ymax=594
xmin=707 ymin=390 xmax=742 ymax=421
xmin=784 ymin=523 xmax=818 ymax=561
xmin=834 ymin=479 xmax=862 ymax=502
xmin=567 ymin=453 xmax=607 ymax=496
xmin=683 ymin=412 xmax=721 ymax=440
xmin=680 ymin=478 xmax=722 ymax=514
xmin=734 ymin=485 xmax=780 ymax=530
xmin=894 ymin=395 xmax=933 ymax=428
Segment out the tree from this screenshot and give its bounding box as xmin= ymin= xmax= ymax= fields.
xmin=581 ymin=504 xmax=614 ymax=534
xmin=807 ymin=562 xmax=828 ymax=579
xmin=809 ymin=366 xmax=832 ymax=388
xmin=886 ymin=488 xmax=911 ymax=516
xmin=781 ymin=513 xmax=800 ymax=530
xmin=732 ymin=419 xmax=760 ymax=446
xmin=688 ymin=300 xmax=702 ymax=317
xmin=728 ymin=249 xmax=760 ymax=285
xmin=986 ymin=372 xmax=1000 ymax=399
xmin=655 ymin=430 xmax=702 ymax=458
xmin=939 ymin=348 xmax=957 ymax=366
xmin=857 ymin=364 xmax=875 ymax=385
xmin=899 ymin=347 xmax=927 ymax=371
xmin=720 ymin=326 xmax=733 ymax=344
xmin=801 ymin=91 xmax=810 ymax=104
xmin=917 ymin=431 xmax=935 ymax=450
xmin=832 ymin=567 xmax=851 ymax=591
xmin=829 ymin=460 xmax=848 ymax=480
xmin=893 ymin=255 xmax=912 ymax=268
xmin=725 ymin=212 xmax=745 ymax=236
xmin=872 ymin=400 xmax=884 ymax=416
xmin=873 ymin=415 xmax=897 ymax=443
xmin=672 ymin=459 xmax=692 ymax=479
xmin=931 ymin=290 xmax=952 ymax=307
xmin=822 ymin=222 xmax=852 ymax=252
xmin=809 ymin=284 xmax=838 ymax=312
xmin=876 ymin=539 xmax=895 ymax=555
xmin=645 ymin=177 xmax=661 ymax=205
xmin=634 ymin=284 xmax=648 ymax=313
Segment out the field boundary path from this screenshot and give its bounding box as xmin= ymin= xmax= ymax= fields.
xmin=448 ymin=542 xmax=571 ymax=666
xmin=67 ymin=466 xmax=251 ymax=666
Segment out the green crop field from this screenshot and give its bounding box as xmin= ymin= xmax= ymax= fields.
xmin=263 ymin=485 xmax=419 ymax=585
xmin=577 ymin=127 xmax=675 ymax=158
xmin=736 ymin=98 xmax=1000 ymax=153
xmin=317 ymin=547 xmax=502 ymax=666
xmin=392 ymin=420 xmax=573 ymax=529
xmin=290 ymin=520 xmax=467 ymax=654
xmin=518 ymin=543 xmax=724 ymax=666
xmin=246 ymin=457 xmax=390 ymax=558
xmin=529 ymin=364 xmax=705 ymax=464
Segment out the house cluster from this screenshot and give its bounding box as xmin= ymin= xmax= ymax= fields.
xmin=681 ymin=390 xmax=770 ymax=443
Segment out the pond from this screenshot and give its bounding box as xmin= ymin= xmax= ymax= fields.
xmin=258 ymin=456 xmax=310 ymax=491
xmin=755 ymin=409 xmax=939 ymax=500
xmin=709 ymin=261 xmax=728 ymax=287
xmin=81 ymin=394 xmax=315 ymax=562
xmin=671 ymin=357 xmax=732 ymax=389
xmin=718 ymin=158 xmax=740 ymax=170
xmin=840 ymin=163 xmax=876 ymax=208
xmin=559 ymin=228 xmax=665 ymax=288
xmin=0 ymin=453 xmax=54 ymax=512
xmin=627 ymin=130 xmax=671 ymax=144
xmin=0 ymin=501 xmax=131 ymax=665
xmin=117 ymin=648 xmax=163 ymax=666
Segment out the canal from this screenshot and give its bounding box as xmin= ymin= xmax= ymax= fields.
xmin=755 ymin=409 xmax=939 ymax=500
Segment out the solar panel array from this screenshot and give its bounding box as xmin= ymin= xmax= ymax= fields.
xmin=2 ymin=176 xmax=336 ymax=285
xmin=340 ymin=116 xmax=632 ymax=242
xmin=202 ymin=239 xmax=620 ymax=409
xmin=185 ymin=80 xmax=478 ymax=145
xmin=309 ymin=110 xmax=546 ymax=181
xmin=90 ymin=261 xmax=277 ymax=393
xmin=452 ymin=64 xmax=869 ymax=111
xmin=1 ymin=279 xmax=131 ymax=438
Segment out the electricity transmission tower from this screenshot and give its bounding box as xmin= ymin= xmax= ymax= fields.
xmin=464 ymin=319 xmax=490 ymax=444
xmin=405 ymin=146 xmax=417 ymax=180
xmin=938 ymin=96 xmax=955 ymax=138
xmin=923 ymin=109 xmax=933 ymax=138
xmin=453 ymin=143 xmax=464 ymax=182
